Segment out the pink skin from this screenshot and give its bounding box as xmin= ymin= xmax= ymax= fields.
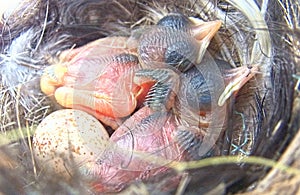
xmin=40 ymin=17 xmax=254 ymax=129
xmin=40 ymin=37 xmax=153 ymax=129
xmin=88 ymin=106 xmax=186 ymax=193
xmin=38 ymin=17 xmax=257 ymax=193
xmin=40 ymin=19 xmax=224 ymax=129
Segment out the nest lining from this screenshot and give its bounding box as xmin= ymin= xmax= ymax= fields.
xmin=0 ymin=0 xmax=298 ymax=194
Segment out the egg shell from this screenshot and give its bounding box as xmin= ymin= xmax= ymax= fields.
xmin=32 ymin=109 xmax=109 ymax=179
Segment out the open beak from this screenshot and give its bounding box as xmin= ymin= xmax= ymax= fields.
xmin=218 ymin=65 xmax=259 ymax=106
xmin=190 ymin=19 xmax=222 ymax=64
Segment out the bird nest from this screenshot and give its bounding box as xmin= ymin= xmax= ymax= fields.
xmin=0 ymin=0 xmax=299 ymax=194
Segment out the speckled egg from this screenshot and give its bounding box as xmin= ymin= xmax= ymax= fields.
xmin=32 ymin=109 xmax=109 ymax=179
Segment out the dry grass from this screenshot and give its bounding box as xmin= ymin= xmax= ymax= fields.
xmin=0 ymin=0 xmax=299 ymax=194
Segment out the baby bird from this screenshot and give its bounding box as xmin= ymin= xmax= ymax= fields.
xmin=38 ymin=12 xmax=257 ymax=193
xmin=40 ymin=36 xmax=152 ymax=129
xmin=137 ymin=13 xmax=258 ymax=110
xmin=138 ymin=13 xmax=222 ymax=72
xmin=88 ymin=64 xmax=229 ymax=193
xmin=89 ymin=106 xmax=182 ymax=192
xmin=39 ymin=13 xmax=223 ymax=129
xmin=135 ymin=13 xmax=223 ymax=111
